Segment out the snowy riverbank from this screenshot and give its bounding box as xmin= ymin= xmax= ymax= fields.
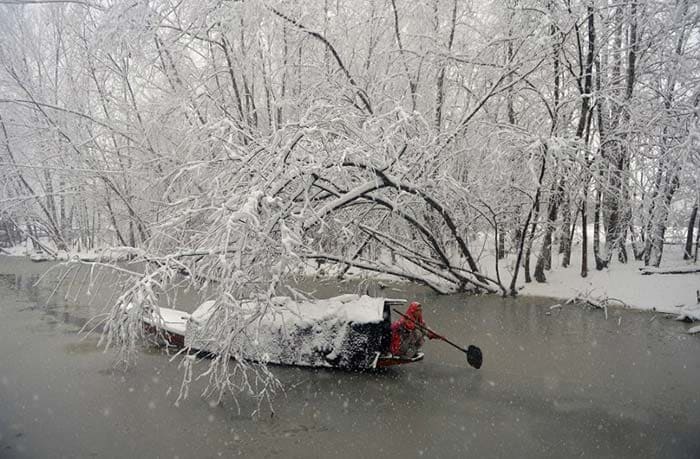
xmin=512 ymin=245 xmax=700 ymax=325
xmin=0 ymin=243 xmax=137 ymax=263
xmin=517 ymin=256 xmax=699 ymax=314
xmin=4 ymin=240 xmax=699 ymax=323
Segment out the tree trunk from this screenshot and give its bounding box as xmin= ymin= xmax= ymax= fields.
xmin=593 ymin=184 xmax=607 ymax=269
xmin=581 ymin=189 xmax=589 ymax=277
xmin=562 ymin=202 xmax=578 ymax=268
xmin=498 ymin=230 xmax=505 ymax=260
xmin=510 ymin=151 xmax=546 ymax=295
xmin=434 ymin=0 xmax=457 ymax=132
xmin=647 ymin=170 xmax=681 ymax=267
xmin=604 ymin=2 xmax=638 ymax=266
xmin=629 ymin=224 xmax=645 ymax=260
xmin=524 ymin=198 xmax=540 ymax=284
xmin=535 ymin=178 xmax=563 ymax=282
xmin=559 ymin=194 xmax=571 ymax=259
xmin=684 ymin=202 xmax=698 ymax=260
xmin=645 ymin=0 xmax=688 ymax=266
xmin=695 ymin=213 xmax=700 ymax=263
xmin=575 ymin=4 xmax=595 ymax=278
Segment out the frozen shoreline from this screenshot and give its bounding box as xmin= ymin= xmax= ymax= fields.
xmin=4 ymin=241 xmax=699 ymax=323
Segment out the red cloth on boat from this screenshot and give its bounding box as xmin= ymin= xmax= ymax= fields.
xmin=390 ymin=302 xmax=438 ymax=356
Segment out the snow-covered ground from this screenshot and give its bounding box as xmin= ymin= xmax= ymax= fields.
xmin=508 ymin=243 xmax=700 ymax=323
xmin=517 ymin=252 xmax=699 ymax=314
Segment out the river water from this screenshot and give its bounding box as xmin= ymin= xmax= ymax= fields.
xmin=0 ymin=256 xmax=698 ymax=458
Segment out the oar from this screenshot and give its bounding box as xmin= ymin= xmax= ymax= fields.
xmin=393 ymin=308 xmax=483 ymax=369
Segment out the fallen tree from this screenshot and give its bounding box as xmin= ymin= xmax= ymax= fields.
xmin=639 ymin=266 xmax=700 ymax=275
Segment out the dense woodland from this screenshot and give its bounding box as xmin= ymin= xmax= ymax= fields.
xmin=1 ymin=0 xmax=699 ymax=287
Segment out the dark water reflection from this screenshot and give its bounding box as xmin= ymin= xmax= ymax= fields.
xmin=0 ymin=256 xmax=699 ymax=458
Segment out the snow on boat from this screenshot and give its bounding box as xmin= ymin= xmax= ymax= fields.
xmin=142 ymin=294 xmax=424 ymax=370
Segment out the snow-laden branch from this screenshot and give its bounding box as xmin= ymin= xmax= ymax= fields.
xmin=304 ymin=253 xmax=452 ymax=295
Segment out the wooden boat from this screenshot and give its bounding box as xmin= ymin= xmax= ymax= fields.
xmin=142 ymin=294 xmax=424 ymax=370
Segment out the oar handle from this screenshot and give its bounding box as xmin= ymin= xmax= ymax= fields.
xmin=392 ymin=308 xmax=464 ymax=352
xmin=392 ymin=308 xmax=483 ymax=370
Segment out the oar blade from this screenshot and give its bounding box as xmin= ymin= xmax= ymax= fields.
xmin=466 ymin=345 xmax=483 ymax=369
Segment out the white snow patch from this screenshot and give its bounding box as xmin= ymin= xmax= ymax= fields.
xmin=143 ymin=306 xmax=189 ymax=335
xmin=675 ymin=304 xmax=700 ymax=323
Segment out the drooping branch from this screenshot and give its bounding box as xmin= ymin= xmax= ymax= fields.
xmin=304 ymin=253 xmax=451 ymax=294
xmin=343 ymin=161 xmax=481 ymax=274
xmin=302 ymin=179 xmax=388 ymax=230
xmin=307 ymin=179 xmax=462 ymax=285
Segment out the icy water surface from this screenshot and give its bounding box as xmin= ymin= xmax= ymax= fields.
xmin=0 ymin=256 xmax=699 ymax=458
